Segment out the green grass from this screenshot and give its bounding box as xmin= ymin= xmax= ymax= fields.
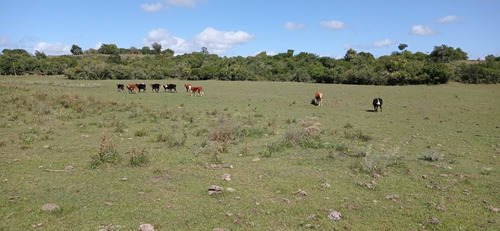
xmin=1 ymin=75 xmax=499 ymax=230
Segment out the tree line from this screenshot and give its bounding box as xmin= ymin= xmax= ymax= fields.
xmin=1 ymin=43 xmax=499 ymax=85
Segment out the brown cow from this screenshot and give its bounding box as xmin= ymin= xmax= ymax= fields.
xmin=315 ymin=92 xmax=323 ymax=106
xmin=184 ymin=84 xmax=191 ymax=92
xmin=189 ymin=85 xmax=204 ymax=96
xmin=126 ymin=84 xmax=138 ymax=93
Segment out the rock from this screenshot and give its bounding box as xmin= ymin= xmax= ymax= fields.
xmin=327 ymin=210 xmax=342 ymax=221
xmin=42 ymin=203 xmax=60 ymax=211
xmin=226 ymin=187 xmax=235 ymax=192
xmin=208 ymin=185 xmax=223 ymax=195
xmin=295 ymin=189 xmax=307 ymax=196
xmin=138 ymin=223 xmax=154 ymax=231
xmin=221 ymin=174 xmax=231 ymax=181
xmin=488 ymin=206 xmax=499 ymax=213
xmin=428 ymin=218 xmax=441 ymax=224
xmin=385 ymin=195 xmax=399 ymax=201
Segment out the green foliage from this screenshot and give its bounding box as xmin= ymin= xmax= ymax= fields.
xmin=419 ymin=150 xmax=443 ymax=162
xmin=1 ymin=45 xmax=499 ymax=84
xmin=128 ymin=145 xmax=149 ymax=167
xmin=89 ymin=131 xmax=120 ymax=168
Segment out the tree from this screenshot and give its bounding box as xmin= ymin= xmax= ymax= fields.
xmin=162 ymin=49 xmax=174 ymax=57
xmin=398 ymin=43 xmax=408 ymax=51
xmin=152 ymin=42 xmax=162 ymax=55
xmin=428 ymin=44 xmax=468 ymax=63
xmin=98 ymin=44 xmax=119 ymax=55
xmin=344 ymin=48 xmax=357 ymax=61
xmin=35 ymin=50 xmax=47 ymax=59
xmin=201 ymin=47 xmax=209 ymax=54
xmin=130 ymin=46 xmax=139 ymax=54
xmin=71 ymin=44 xmax=83 ymax=55
xmin=141 ymin=46 xmax=152 ymax=55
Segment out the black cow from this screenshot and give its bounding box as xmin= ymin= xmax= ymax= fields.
xmin=163 ymin=84 xmax=177 ymax=93
xmin=117 ymin=84 xmax=124 ymax=92
xmin=373 ymin=98 xmax=383 ymax=112
xmin=151 ymin=83 xmax=161 ymax=93
xmin=136 ymin=83 xmax=146 ymax=92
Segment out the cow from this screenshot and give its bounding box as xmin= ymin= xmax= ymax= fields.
xmin=314 ymin=92 xmax=324 ymax=106
xmin=151 ymin=83 xmax=161 ymax=93
xmin=184 ymin=84 xmax=191 ymax=92
xmin=189 ymin=85 xmax=204 ymax=96
xmin=126 ymin=84 xmax=138 ymax=93
xmin=117 ymin=84 xmax=125 ymax=92
xmin=163 ymin=84 xmax=177 ymax=93
xmin=373 ymin=98 xmax=383 ymax=112
xmin=136 ymin=83 xmax=146 ymax=92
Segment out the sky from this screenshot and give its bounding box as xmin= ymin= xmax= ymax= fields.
xmin=1 ymin=0 xmax=499 ymax=59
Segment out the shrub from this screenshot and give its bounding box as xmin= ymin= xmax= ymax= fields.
xmin=129 ymin=145 xmax=149 ymax=167
xmin=419 ymin=150 xmax=443 ymax=162
xmin=89 ymin=131 xmax=120 ymax=169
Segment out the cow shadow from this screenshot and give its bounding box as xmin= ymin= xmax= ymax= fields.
xmin=366 ymin=109 xmax=378 ymax=112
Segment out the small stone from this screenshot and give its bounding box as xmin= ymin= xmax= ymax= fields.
xmin=138 ymin=223 xmax=155 ymax=231
xmin=428 ymin=218 xmax=441 ymax=224
xmin=295 ymin=189 xmax=307 ymax=196
xmin=422 ymin=175 xmax=428 ymax=179
xmin=327 ymin=210 xmax=342 ymax=221
xmin=121 ymin=177 xmax=128 ymax=181
xmin=221 ymin=174 xmax=231 ymax=181
xmin=226 ymin=187 xmax=235 ymax=192
xmin=105 ymin=202 xmax=113 ymax=206
xmin=212 ymin=229 xmax=229 ymax=231
xmin=42 ymin=203 xmax=60 ymax=211
xmin=208 ymin=185 xmax=223 ymax=195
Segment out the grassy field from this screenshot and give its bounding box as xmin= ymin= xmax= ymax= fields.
xmin=1 ymin=75 xmax=499 ymax=230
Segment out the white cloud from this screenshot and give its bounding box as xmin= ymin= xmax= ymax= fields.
xmin=141 ymin=2 xmax=163 ymax=12
xmin=284 ymin=22 xmax=306 ymax=30
xmin=195 ymin=27 xmax=254 ymax=54
xmin=33 ymin=42 xmax=70 ymax=55
xmin=94 ymin=42 xmax=104 ymax=50
xmin=373 ymin=38 xmax=395 ymax=48
xmin=142 ymin=28 xmax=193 ymax=54
xmin=320 ymin=20 xmax=344 ymax=30
xmin=410 ymin=25 xmax=436 ymax=35
xmin=0 ymin=37 xmax=14 ymax=46
xmin=165 ymin=0 xmax=205 ymax=7
xmin=437 ymin=15 xmax=459 ymax=23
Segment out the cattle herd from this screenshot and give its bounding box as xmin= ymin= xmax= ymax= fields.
xmin=117 ymin=83 xmax=202 ymax=96
xmin=117 ymin=84 xmax=381 ymax=110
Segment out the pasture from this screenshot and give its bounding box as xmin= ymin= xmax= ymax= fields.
xmin=0 ymin=75 xmax=499 ymax=230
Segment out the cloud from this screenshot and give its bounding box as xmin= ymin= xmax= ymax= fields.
xmin=437 ymin=15 xmax=459 ymax=23
xmin=33 ymin=42 xmax=70 ymax=55
xmin=320 ymin=20 xmax=344 ymax=30
xmin=410 ymin=25 xmax=436 ymax=35
xmin=0 ymin=37 xmax=14 ymax=47
xmin=284 ymin=22 xmax=306 ymax=30
xmin=373 ymin=38 xmax=395 ymax=48
xmin=142 ymin=28 xmax=193 ymax=54
xmin=141 ymin=2 xmax=163 ymax=12
xmin=165 ymin=0 xmax=205 ymax=7
xmin=194 ymin=27 xmax=254 ymax=54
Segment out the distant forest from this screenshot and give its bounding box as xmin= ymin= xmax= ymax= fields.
xmin=1 ymin=43 xmax=499 ymax=85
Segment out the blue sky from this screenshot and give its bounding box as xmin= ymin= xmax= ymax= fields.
xmin=1 ymin=0 xmax=499 ymax=59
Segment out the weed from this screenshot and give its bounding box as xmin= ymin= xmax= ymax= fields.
xmin=345 ymin=130 xmax=372 ymax=142
xmin=89 ymin=131 xmax=120 ymax=169
xmin=419 ymin=150 xmax=443 ymax=162
xmin=351 ymin=146 xmax=368 ymax=157
xmin=344 ymin=123 xmax=354 ymax=129
xmin=134 ymin=129 xmax=148 ymax=137
xmin=129 ymin=145 xmax=149 ymax=167
xmin=261 ymin=140 xmax=290 ymax=157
